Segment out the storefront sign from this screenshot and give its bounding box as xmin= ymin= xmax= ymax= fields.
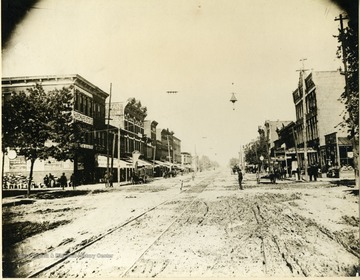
xmin=9 ymin=156 xmax=27 ymax=171
xmin=72 ymin=111 xmax=93 ymax=125
xmin=80 ymin=143 xmax=94 ymax=149
xmin=96 ymin=155 xmax=120 ymax=168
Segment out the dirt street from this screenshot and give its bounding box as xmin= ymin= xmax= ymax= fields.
xmin=2 ymin=169 xmax=359 ymax=277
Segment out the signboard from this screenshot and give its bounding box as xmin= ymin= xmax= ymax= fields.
xmin=80 ymin=143 xmax=94 ymax=149
xmin=96 ymin=155 xmax=121 ymax=168
xmin=291 ymin=161 xmax=298 ymax=171
xmin=72 ymin=111 xmax=93 ymax=125
xmin=9 ymin=156 xmax=27 ymax=171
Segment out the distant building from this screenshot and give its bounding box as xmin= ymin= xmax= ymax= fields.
xmin=106 ymin=98 xmax=148 ymax=158
xmin=144 ymin=120 xmax=158 ymax=161
xmin=258 ymin=120 xmax=292 ymax=158
xmin=155 ymin=128 xmax=181 ymax=163
xmin=181 ymin=152 xmax=192 ymax=166
xmin=173 ymin=136 xmax=181 ymax=164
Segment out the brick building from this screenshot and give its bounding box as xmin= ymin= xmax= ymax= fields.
xmin=2 ymin=75 xmax=109 ymax=185
xmin=292 ymin=70 xmax=351 ymax=169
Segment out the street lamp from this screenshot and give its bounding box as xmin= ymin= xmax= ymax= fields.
xmin=229 ymin=82 xmax=238 ymax=110
xmin=230 ymin=93 xmax=237 ymax=110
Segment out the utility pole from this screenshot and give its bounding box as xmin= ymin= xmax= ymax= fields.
xmin=292 ymin=127 xmax=300 ymax=179
xmin=297 ymin=59 xmax=309 ymax=181
xmin=335 ymin=14 xmax=349 ymax=94
xmin=335 ymin=14 xmax=357 ymax=182
xmin=118 ymin=117 xmax=121 ymax=186
xmin=167 ymin=134 xmax=172 ymax=171
xmin=335 ymin=14 xmax=360 ymax=276
xmin=106 ymin=83 xmax=112 ymax=186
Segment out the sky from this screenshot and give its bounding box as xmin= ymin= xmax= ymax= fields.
xmin=2 ymin=0 xmax=345 ymax=166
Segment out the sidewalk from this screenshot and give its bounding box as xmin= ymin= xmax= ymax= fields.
xmin=2 ymin=174 xmax=193 ymax=205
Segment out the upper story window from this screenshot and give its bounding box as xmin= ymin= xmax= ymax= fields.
xmin=296 ymin=103 xmax=303 ymax=120
xmin=74 ymin=90 xmax=94 ymax=118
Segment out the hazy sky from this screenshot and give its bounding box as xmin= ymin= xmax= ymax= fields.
xmin=2 ymin=0 xmax=345 ymax=165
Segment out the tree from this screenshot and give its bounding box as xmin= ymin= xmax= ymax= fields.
xmin=244 ymin=136 xmax=268 ymax=167
xmin=336 ymin=12 xmax=359 ymax=182
xmin=198 ymin=155 xmax=218 ymax=171
xmin=2 ymin=84 xmax=74 ymax=196
xmin=229 ymin=157 xmax=239 ymax=168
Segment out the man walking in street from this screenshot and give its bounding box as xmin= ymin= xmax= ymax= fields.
xmin=59 ymin=173 xmax=67 ymax=190
xmin=238 ymin=168 xmax=244 ymax=190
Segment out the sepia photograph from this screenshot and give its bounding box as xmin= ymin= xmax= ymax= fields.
xmin=2 ymin=0 xmax=359 ymax=278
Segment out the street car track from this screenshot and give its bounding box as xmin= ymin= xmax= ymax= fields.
xmin=120 ymin=180 xmax=212 ymax=277
xmin=27 ymin=174 xmax=216 ymax=278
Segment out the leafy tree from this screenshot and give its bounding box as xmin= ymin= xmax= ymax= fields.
xmin=336 ymin=12 xmax=359 ymax=180
xmin=2 ymin=84 xmax=75 ymax=196
xmin=244 ymin=136 xmax=268 ymax=165
xmin=198 ymin=155 xmax=218 ymax=171
xmin=229 ymin=157 xmax=239 ymax=168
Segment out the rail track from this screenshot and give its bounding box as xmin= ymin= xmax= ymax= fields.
xmin=27 ymin=173 xmax=217 ymax=278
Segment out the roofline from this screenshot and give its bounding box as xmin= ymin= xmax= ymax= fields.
xmin=2 ymin=74 xmax=109 ymax=98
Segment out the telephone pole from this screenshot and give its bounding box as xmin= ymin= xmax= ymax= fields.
xmin=297 ymin=59 xmax=309 ymax=181
xmin=335 ymin=14 xmax=349 ymax=93
xmin=106 ymin=83 xmax=112 ymax=186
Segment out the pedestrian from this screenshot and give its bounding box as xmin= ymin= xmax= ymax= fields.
xmin=59 ymin=173 xmax=67 ymax=190
xmin=238 ymin=168 xmax=244 ymax=190
xmin=43 ymin=174 xmax=49 ymax=188
xmin=109 ymin=172 xmax=114 ymax=187
xmin=313 ymin=163 xmax=318 ymax=181
xmin=308 ymin=165 xmax=313 ymax=181
xmin=104 ymin=172 xmax=109 ymax=187
xmin=70 ymin=173 xmax=75 ymax=189
xmin=49 ymin=173 xmax=55 ymax=187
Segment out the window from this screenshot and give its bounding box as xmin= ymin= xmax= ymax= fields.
xmin=80 ymin=94 xmax=84 ymax=113
xmin=89 ymin=100 xmax=93 ymax=117
xmin=74 ymin=91 xmax=79 ymax=110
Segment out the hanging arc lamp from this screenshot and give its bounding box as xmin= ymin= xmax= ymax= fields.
xmin=230 ymin=92 xmax=237 ymax=110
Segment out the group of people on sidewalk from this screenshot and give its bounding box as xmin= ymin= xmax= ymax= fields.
xmin=43 ymin=173 xmax=75 ymax=189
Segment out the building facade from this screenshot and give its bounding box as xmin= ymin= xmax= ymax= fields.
xmin=181 ymin=152 xmax=192 ymax=166
xmin=2 ymin=75 xmax=109 ymax=185
xmin=292 ymin=70 xmax=351 ymax=169
xmin=144 ymin=120 xmax=158 ymax=161
xmin=173 ymin=136 xmax=181 ymax=164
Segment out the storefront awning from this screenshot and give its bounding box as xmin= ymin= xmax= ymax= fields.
xmin=136 ymin=159 xmax=153 ymax=167
xmin=338 ymin=137 xmax=352 ymax=146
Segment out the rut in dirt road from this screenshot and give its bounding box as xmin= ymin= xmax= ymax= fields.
xmin=33 ymin=173 xmax=218 ymax=278
xmin=5 ymin=170 xmax=358 ymax=278
xmin=125 ymin=187 xmax=358 ymax=278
